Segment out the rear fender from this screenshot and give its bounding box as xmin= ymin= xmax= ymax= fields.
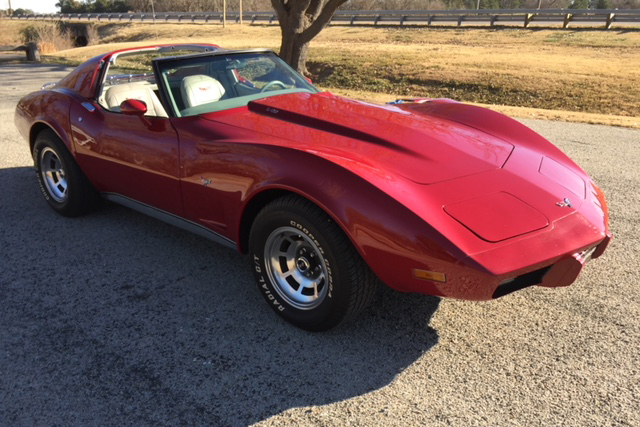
xmin=17 ymin=91 xmax=74 ymax=155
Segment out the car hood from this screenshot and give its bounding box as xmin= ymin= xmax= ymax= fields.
xmin=202 ymin=92 xmax=514 ymax=185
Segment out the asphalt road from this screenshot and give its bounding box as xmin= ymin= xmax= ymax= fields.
xmin=1 ymin=63 xmax=638 ymax=427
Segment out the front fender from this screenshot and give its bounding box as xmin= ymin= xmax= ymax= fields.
xmin=235 ymin=147 xmax=474 ymax=297
xmin=399 ymin=101 xmax=581 ymax=166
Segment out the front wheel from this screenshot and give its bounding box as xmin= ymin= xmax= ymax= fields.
xmin=249 ymin=195 xmax=377 ymax=331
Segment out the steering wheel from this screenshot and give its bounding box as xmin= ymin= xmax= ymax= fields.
xmin=260 ymin=80 xmax=287 ymax=93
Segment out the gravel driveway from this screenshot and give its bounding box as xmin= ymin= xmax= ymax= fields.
xmin=0 ymin=62 xmax=638 ymax=427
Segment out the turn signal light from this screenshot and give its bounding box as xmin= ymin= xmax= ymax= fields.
xmin=413 ymin=269 xmax=446 ymax=283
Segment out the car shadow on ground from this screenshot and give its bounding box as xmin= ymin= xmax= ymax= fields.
xmin=1 ymin=166 xmax=440 ymax=427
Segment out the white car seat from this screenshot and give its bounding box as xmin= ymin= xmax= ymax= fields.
xmin=104 ymin=83 xmax=168 ymax=118
xmin=181 ymin=75 xmax=226 ymax=108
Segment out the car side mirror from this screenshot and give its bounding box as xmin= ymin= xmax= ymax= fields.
xmin=305 ymin=77 xmax=313 ymax=84
xmin=120 ymin=99 xmax=147 ymax=116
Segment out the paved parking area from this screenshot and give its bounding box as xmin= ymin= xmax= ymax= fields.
xmin=1 ymin=63 xmax=638 ymax=427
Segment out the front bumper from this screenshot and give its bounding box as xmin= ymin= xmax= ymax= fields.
xmin=492 ymin=232 xmax=611 ymax=299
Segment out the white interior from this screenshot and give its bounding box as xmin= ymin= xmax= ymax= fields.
xmin=102 ymin=82 xmax=168 ymax=118
xmin=180 ymin=75 xmax=226 ymax=108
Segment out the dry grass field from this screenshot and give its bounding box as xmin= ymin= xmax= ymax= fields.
xmin=2 ymin=19 xmax=639 ymax=126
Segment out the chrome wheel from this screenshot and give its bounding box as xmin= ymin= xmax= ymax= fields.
xmin=250 ymin=195 xmax=378 ymax=330
xmin=40 ymin=147 xmax=67 ymax=203
xmin=264 ymin=226 xmax=329 ymax=310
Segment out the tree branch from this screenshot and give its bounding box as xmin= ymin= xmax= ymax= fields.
xmin=270 ymin=0 xmax=289 ymax=26
xmin=298 ymin=0 xmax=347 ymax=44
xmin=271 ymin=0 xmax=289 ymax=13
xmin=292 ymin=0 xmax=313 ymax=15
xmin=307 ymin=0 xmax=325 ymax=21
xmin=290 ymin=0 xmax=313 ymax=31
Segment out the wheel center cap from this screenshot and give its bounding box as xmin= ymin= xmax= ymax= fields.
xmin=296 ymin=257 xmax=311 ymax=272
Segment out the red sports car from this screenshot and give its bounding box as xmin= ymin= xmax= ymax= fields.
xmin=15 ymin=44 xmax=611 ymax=331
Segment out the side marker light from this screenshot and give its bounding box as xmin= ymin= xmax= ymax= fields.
xmin=413 ymin=269 xmax=447 ymax=283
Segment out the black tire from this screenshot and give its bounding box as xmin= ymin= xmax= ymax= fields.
xmin=33 ymin=129 xmax=99 ymax=217
xmin=249 ymin=195 xmax=377 ymax=331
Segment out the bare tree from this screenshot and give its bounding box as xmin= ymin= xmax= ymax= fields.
xmin=271 ymin=0 xmax=347 ymax=75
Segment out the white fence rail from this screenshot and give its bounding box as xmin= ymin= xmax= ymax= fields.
xmin=9 ymin=9 xmax=640 ymax=29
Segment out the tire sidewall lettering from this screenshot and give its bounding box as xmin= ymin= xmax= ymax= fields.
xmin=253 ymin=253 xmax=285 ymax=312
xmin=289 ymin=219 xmax=333 ymax=297
xmin=36 ymin=170 xmax=50 ymax=201
xmin=290 ymin=220 xmax=324 ymax=255
xmin=34 ymin=144 xmax=52 ymax=202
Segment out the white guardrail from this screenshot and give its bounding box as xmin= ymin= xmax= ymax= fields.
xmin=9 ymin=9 xmax=640 ymax=29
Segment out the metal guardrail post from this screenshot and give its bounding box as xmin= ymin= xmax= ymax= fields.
xmin=524 ymin=13 xmax=534 ymax=28
xmin=428 ymin=15 xmax=435 ymax=26
xmin=457 ymin=15 xmax=464 ymax=26
xmin=563 ymin=13 xmax=573 ymax=28
xmin=606 ymin=13 xmax=615 ymax=29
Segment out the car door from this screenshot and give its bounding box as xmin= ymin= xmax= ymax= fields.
xmin=70 ymin=98 xmax=183 ymax=217
xmin=170 ymin=115 xmax=260 ymax=238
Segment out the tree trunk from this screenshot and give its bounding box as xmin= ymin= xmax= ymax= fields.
xmin=271 ymin=0 xmax=348 ymax=75
xmin=26 ymin=42 xmax=40 ymax=62
xmin=279 ymin=30 xmax=311 ymax=75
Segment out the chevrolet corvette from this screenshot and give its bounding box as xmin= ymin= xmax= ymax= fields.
xmin=15 ymin=44 xmax=611 ymax=330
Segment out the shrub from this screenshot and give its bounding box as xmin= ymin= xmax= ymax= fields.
xmin=20 ymin=22 xmax=74 ymax=54
xmin=85 ymin=24 xmax=100 ymax=46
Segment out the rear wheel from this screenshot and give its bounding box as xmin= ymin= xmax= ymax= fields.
xmin=249 ymin=195 xmax=377 ymax=331
xmin=33 ymin=130 xmax=98 ymax=217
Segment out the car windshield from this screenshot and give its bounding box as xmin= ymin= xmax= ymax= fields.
xmin=154 ymin=51 xmax=319 ymax=117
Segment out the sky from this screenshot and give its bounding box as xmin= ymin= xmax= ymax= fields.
xmin=5 ymin=0 xmax=58 ymax=13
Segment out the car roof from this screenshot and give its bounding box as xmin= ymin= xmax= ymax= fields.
xmin=102 ymin=43 xmax=222 ymax=63
xmin=104 ymin=44 xmax=276 ymax=66
xmin=151 ymin=48 xmax=274 ymax=64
